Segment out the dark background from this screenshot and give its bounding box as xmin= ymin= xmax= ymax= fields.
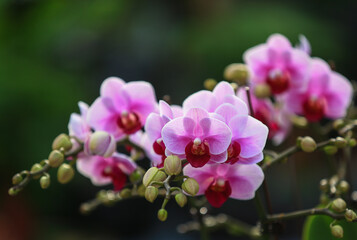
xmin=1 ymin=0 xmax=357 ymax=239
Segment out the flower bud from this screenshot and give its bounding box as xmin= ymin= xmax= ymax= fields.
xmin=290 ymin=115 xmax=308 ymax=128
xmin=57 ymin=163 xmax=75 ymax=184
xmin=120 ymin=188 xmax=132 ymax=199
xmin=331 ymin=225 xmax=343 ymax=238
xmin=8 ymin=187 xmax=20 ymax=196
xmin=40 ymin=175 xmax=50 ymax=189
xmin=323 ymin=145 xmax=338 ymax=155
xmin=331 ymin=198 xmax=347 ymax=213
xmin=52 ymin=133 xmax=72 ymax=152
xmin=175 ymin=193 xmax=187 ymax=207
xmin=203 ymin=78 xmax=217 ymax=91
xmin=145 ymin=186 xmax=158 ymax=203
xmin=335 ymin=137 xmax=347 ymax=148
xmin=12 ymin=173 xmax=23 ymax=185
xmin=349 ymin=138 xmax=357 ymax=147
xmin=345 ymin=209 xmax=357 ymax=222
xmin=164 ymin=155 xmax=182 ymax=176
xmin=319 ymin=179 xmax=329 ymax=192
xmin=129 ymin=169 xmax=143 ymax=183
xmin=320 ymin=193 xmax=330 ymax=205
xmin=85 ymin=131 xmax=116 ymax=157
xmin=143 ymin=167 xmax=167 ymax=187
xmin=48 ymin=150 xmax=65 ymax=168
xmin=337 ymin=180 xmax=350 ymax=194
xmin=182 ymin=178 xmax=199 ymax=196
xmin=137 ymin=185 xmax=146 ymax=197
xmin=332 ymin=119 xmax=344 ymax=130
xmin=300 ymin=136 xmax=316 ymax=153
xmin=254 ymin=84 xmax=271 ymax=99
xmin=157 ymin=209 xmax=168 ymax=222
xmin=31 ymin=163 xmax=43 ymax=179
xmin=224 ymin=63 xmax=249 ymax=85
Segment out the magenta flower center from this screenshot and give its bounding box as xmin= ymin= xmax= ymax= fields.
xmin=185 ymin=139 xmax=210 ymax=168
xmin=225 ymin=141 xmax=241 ymax=164
xmin=152 ymin=139 xmax=166 ymax=168
xmin=302 ymin=97 xmax=326 ymax=122
xmin=101 ymin=164 xmax=127 ymax=191
xmin=266 ymin=69 xmax=290 ymax=94
xmin=117 ymin=112 xmax=142 ymax=134
xmin=205 ymin=179 xmax=232 ymax=208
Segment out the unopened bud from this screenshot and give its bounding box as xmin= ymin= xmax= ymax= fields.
xmin=157 ymin=209 xmax=168 ymax=221
xmin=31 ymin=163 xmax=43 ymax=179
xmin=323 ymin=145 xmax=338 ymax=155
xmin=145 ymin=186 xmax=158 ymax=203
xmin=175 ymin=193 xmax=187 ymax=207
xmin=203 ymin=78 xmax=217 ymax=91
xmin=335 ymin=137 xmax=347 ymax=148
xmin=80 ymin=203 xmax=91 ymax=214
xmin=349 ymin=138 xmax=357 ymax=147
xmin=52 ymin=133 xmax=72 ymax=151
xmin=120 ymin=188 xmax=132 ymax=199
xmin=320 ymin=193 xmax=330 ymax=205
xmin=137 ymin=184 xmax=146 ymax=197
xmin=12 ymin=173 xmax=23 ymax=185
xmin=290 ymin=115 xmax=308 ymax=128
xmin=331 ymin=198 xmax=347 ymax=213
xmin=331 ymin=225 xmax=343 ymax=238
xmin=319 ymin=179 xmax=329 ymax=192
xmin=254 ymin=84 xmax=271 ymax=99
xmin=48 ymin=150 xmax=64 ymax=167
xmin=143 ymin=167 xmax=167 ymax=187
xmin=40 ymin=175 xmax=50 ymax=189
xmin=337 ymin=180 xmax=350 ymax=193
xmin=129 ymin=169 xmax=143 ymax=183
xmin=8 ymin=187 xmax=19 ymax=196
xmin=224 ymin=63 xmax=249 ymax=85
xmin=345 ymin=209 xmax=357 ymax=222
xmin=85 ymin=131 xmax=116 ymax=157
xmin=332 ymin=119 xmax=344 ymax=130
xmin=182 ymin=178 xmax=199 ymax=196
xmin=57 ymin=163 xmax=75 ymax=184
xmin=300 ymin=136 xmax=316 ymax=153
xmin=164 ymin=155 xmax=182 ymax=176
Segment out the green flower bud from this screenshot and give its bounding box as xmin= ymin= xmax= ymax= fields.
xmin=331 ymin=225 xmax=343 ymax=238
xmin=345 ymin=209 xmax=357 ymax=222
xmin=323 ymin=145 xmax=338 ymax=155
xmin=164 ymin=155 xmax=182 ymax=176
xmin=337 ymin=180 xmax=350 ymax=194
xmin=319 ymin=179 xmax=329 ymax=192
xmin=300 ymin=136 xmax=317 ymax=153
xmin=290 ymin=115 xmax=308 ymax=128
xmin=31 ymin=163 xmax=43 ymax=179
xmin=57 ymin=163 xmax=75 ymax=184
xmin=203 ymin=78 xmax=217 ymax=91
xmin=157 ymin=209 xmax=168 ymax=222
xmin=40 ymin=175 xmax=50 ymax=189
xmin=52 ymin=133 xmax=72 ymax=151
xmin=120 ymin=188 xmax=132 ymax=199
xmin=182 ymin=178 xmax=199 ymax=196
xmin=12 ymin=173 xmax=23 ymax=185
xmin=143 ymin=167 xmax=167 ymax=187
xmin=331 ymin=198 xmax=347 ymax=213
xmin=129 ymin=169 xmax=143 ymax=183
xmin=320 ymin=193 xmax=330 ymax=205
xmin=137 ymin=184 xmax=146 ymax=197
xmin=224 ymin=63 xmax=249 ymax=85
xmin=80 ymin=203 xmax=91 ymax=215
xmin=332 ymin=119 xmax=344 ymax=130
xmin=153 ymin=171 xmax=167 ymax=182
xmin=8 ymin=187 xmax=19 ymax=196
xmin=175 ymin=193 xmax=187 ymax=207
xmin=145 ymin=186 xmax=158 ymax=203
xmin=349 ymin=138 xmax=357 ymax=147
xmin=48 ymin=150 xmax=65 ymax=168
xmin=335 ymin=137 xmax=347 ymax=148
xmin=254 ymin=84 xmax=271 ymax=99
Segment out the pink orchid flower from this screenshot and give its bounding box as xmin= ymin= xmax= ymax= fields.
xmin=68 ymin=101 xmax=91 ymax=141
xmin=184 ymin=163 xmax=264 ymax=208
xmin=244 ymin=34 xmax=310 ymax=95
xmin=161 ymin=108 xmax=232 ymax=168
xmin=77 ymin=152 xmax=137 ymax=191
xmin=285 ymin=58 xmax=353 ymax=122
xmin=144 ymin=100 xmax=183 ymax=167
xmin=237 ymin=89 xmax=291 ymax=145
xmin=87 ymin=77 xmax=158 ymax=140
xmin=182 ymin=81 xmax=248 ymax=115
xmin=212 ymin=103 xmax=269 ymax=164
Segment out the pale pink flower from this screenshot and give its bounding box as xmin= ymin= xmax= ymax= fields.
xmin=77 ymin=152 xmax=137 ymax=191
xmin=161 ymin=108 xmax=232 ymax=168
xmin=87 ymin=77 xmax=158 ymax=140
xmin=68 ymin=101 xmax=91 ymax=141
xmin=285 ymin=58 xmax=353 ymax=122
xmin=244 ymin=34 xmax=310 ymax=95
xmin=183 ymin=163 xmax=264 ymax=208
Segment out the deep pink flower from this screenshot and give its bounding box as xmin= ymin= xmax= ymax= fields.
xmin=212 ymin=103 xmax=269 ymax=164
xmin=285 ymin=58 xmax=353 ymax=122
xmin=182 ymin=81 xmax=248 ymax=114
xmin=183 ymin=163 xmax=264 ymax=207
xmin=68 ymin=101 xmax=91 ymax=141
xmin=237 ymin=89 xmax=291 ymax=145
xmin=144 ymin=100 xmax=183 ymax=167
xmin=87 ymin=77 xmax=158 ymax=140
xmin=77 ymin=152 xmax=137 ymax=191
xmin=244 ymin=34 xmax=310 ymax=95
xmin=162 ymin=108 xmax=232 ymax=168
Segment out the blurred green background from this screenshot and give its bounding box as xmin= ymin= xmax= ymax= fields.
xmin=1 ymin=0 xmax=357 ymax=239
